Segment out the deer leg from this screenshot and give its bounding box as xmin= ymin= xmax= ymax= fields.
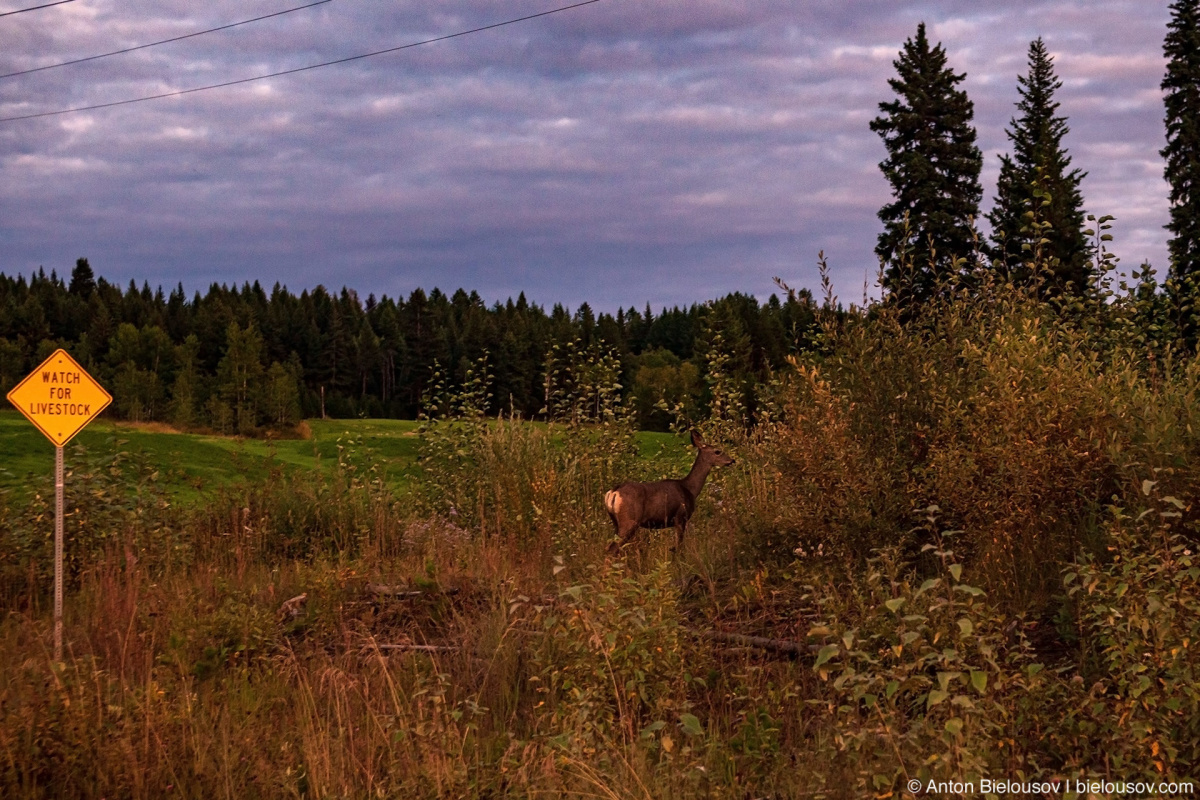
xmin=608 ymin=521 xmax=640 ymax=554
xmin=671 ymin=519 xmax=687 ymax=555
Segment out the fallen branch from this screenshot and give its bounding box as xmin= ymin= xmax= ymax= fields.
xmin=363 ymin=643 xmax=459 ymax=654
xmin=688 ymin=628 xmax=822 ymax=658
xmin=277 ymin=593 xmax=307 ymax=621
xmin=366 ymin=583 xmax=460 ymax=598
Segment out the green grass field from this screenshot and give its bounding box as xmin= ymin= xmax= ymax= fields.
xmin=0 ymin=410 xmax=424 ymax=502
xmin=0 ymin=410 xmax=680 ymax=503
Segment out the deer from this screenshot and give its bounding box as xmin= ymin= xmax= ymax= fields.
xmin=605 ymin=430 xmax=735 ymax=554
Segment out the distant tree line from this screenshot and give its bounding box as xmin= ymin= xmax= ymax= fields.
xmin=0 ymin=259 xmax=819 ymax=432
xmin=872 ymin=4 xmax=1200 ymax=306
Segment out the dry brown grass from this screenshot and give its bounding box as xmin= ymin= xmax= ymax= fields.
xmin=109 ymin=420 xmax=183 ymax=435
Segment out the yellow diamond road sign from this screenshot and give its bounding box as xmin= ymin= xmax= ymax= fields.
xmin=6 ymin=349 xmax=112 ymax=447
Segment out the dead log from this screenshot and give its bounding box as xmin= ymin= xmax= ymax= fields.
xmin=363 ymin=643 xmax=459 ymax=654
xmin=366 ymin=583 xmax=460 ymax=598
xmin=688 ymin=628 xmax=822 ymax=658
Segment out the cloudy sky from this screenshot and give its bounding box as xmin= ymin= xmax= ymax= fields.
xmin=0 ymin=0 xmax=1176 ymax=311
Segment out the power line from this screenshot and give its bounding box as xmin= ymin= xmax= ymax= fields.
xmin=0 ymin=0 xmax=333 ymax=80
xmin=0 ymin=0 xmax=75 ymax=18
xmin=0 ymin=0 xmax=601 ymax=123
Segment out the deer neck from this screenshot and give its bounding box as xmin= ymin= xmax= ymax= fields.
xmin=681 ymin=455 xmax=713 ymax=499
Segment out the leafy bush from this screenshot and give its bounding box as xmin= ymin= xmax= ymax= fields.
xmin=728 ymin=276 xmax=1200 ymax=612
xmin=524 ymin=560 xmax=697 ymax=763
xmin=1049 ymin=488 xmax=1200 ymax=778
xmin=0 ymin=440 xmax=177 ymax=608
xmin=807 ymin=526 xmax=1048 ymax=794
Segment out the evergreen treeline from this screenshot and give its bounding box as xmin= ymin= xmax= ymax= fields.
xmin=875 ymin=9 xmax=1200 ymax=302
xmin=0 ymin=259 xmax=818 ymax=432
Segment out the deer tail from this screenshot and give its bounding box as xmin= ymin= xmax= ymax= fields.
xmin=604 ymin=489 xmax=622 ymax=516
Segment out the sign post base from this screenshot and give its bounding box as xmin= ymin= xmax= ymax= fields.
xmin=54 ymin=445 xmax=63 ymax=663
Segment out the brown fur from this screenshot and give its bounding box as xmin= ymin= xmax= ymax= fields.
xmin=606 ymin=430 xmax=735 ymax=554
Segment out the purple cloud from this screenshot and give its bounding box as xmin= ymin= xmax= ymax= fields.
xmin=0 ymin=0 xmax=1177 ymax=311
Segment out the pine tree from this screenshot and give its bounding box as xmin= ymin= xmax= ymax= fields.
xmin=1162 ymin=0 xmax=1200 ymax=278
xmin=68 ymin=258 xmax=95 ymax=298
xmin=871 ymin=23 xmax=983 ymax=302
xmin=987 ymin=38 xmax=1089 ymax=295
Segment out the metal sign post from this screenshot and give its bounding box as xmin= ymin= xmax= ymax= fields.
xmin=6 ymin=349 xmax=111 ymax=663
xmin=55 ymin=445 xmax=64 ymax=660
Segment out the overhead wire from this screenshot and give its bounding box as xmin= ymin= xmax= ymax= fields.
xmin=0 ymin=0 xmax=333 ymax=79
xmin=0 ymin=0 xmax=601 ymax=123
xmin=0 ymin=0 xmax=74 ymax=18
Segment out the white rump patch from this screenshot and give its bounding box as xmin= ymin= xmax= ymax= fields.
xmin=604 ymin=490 xmax=623 ymax=515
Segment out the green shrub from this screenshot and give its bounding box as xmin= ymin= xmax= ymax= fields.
xmin=1050 ymin=489 xmax=1200 ymax=778
xmin=523 ymin=559 xmax=704 ymax=782
xmin=805 ymin=527 xmax=1048 ymax=794
xmin=727 ymin=277 xmax=1200 ymax=612
xmin=0 ymin=441 xmax=178 ymax=609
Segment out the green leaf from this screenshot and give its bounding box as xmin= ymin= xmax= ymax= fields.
xmin=884 ymin=597 xmax=906 ymax=613
xmin=679 ymin=713 xmax=704 ymax=737
xmin=957 ymin=618 xmax=973 ymax=637
xmin=970 ymin=670 xmax=988 ymax=694
xmin=885 ymin=680 xmax=899 ymax=699
xmin=948 ymin=564 xmax=962 ymax=581
xmin=927 ymin=689 xmax=948 ymax=708
xmin=944 ymin=717 xmax=964 ymax=736
xmin=937 ymin=671 xmax=959 ymax=691
xmin=814 ymin=644 xmax=839 ymax=669
xmin=640 ymin=720 xmax=666 ymax=738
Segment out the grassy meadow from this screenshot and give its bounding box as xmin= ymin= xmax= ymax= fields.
xmin=0 ymin=411 xmax=426 ymax=501
xmin=2 ymin=279 xmax=1200 ymax=798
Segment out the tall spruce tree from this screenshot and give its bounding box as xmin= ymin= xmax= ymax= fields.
xmin=871 ymin=22 xmax=983 ymax=302
xmin=68 ymin=257 xmax=95 ymax=298
xmin=987 ymin=38 xmax=1089 ymax=295
xmin=1162 ymin=0 xmax=1200 ymax=278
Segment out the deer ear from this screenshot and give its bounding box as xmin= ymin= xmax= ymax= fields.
xmin=690 ymin=429 xmax=703 ymax=448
